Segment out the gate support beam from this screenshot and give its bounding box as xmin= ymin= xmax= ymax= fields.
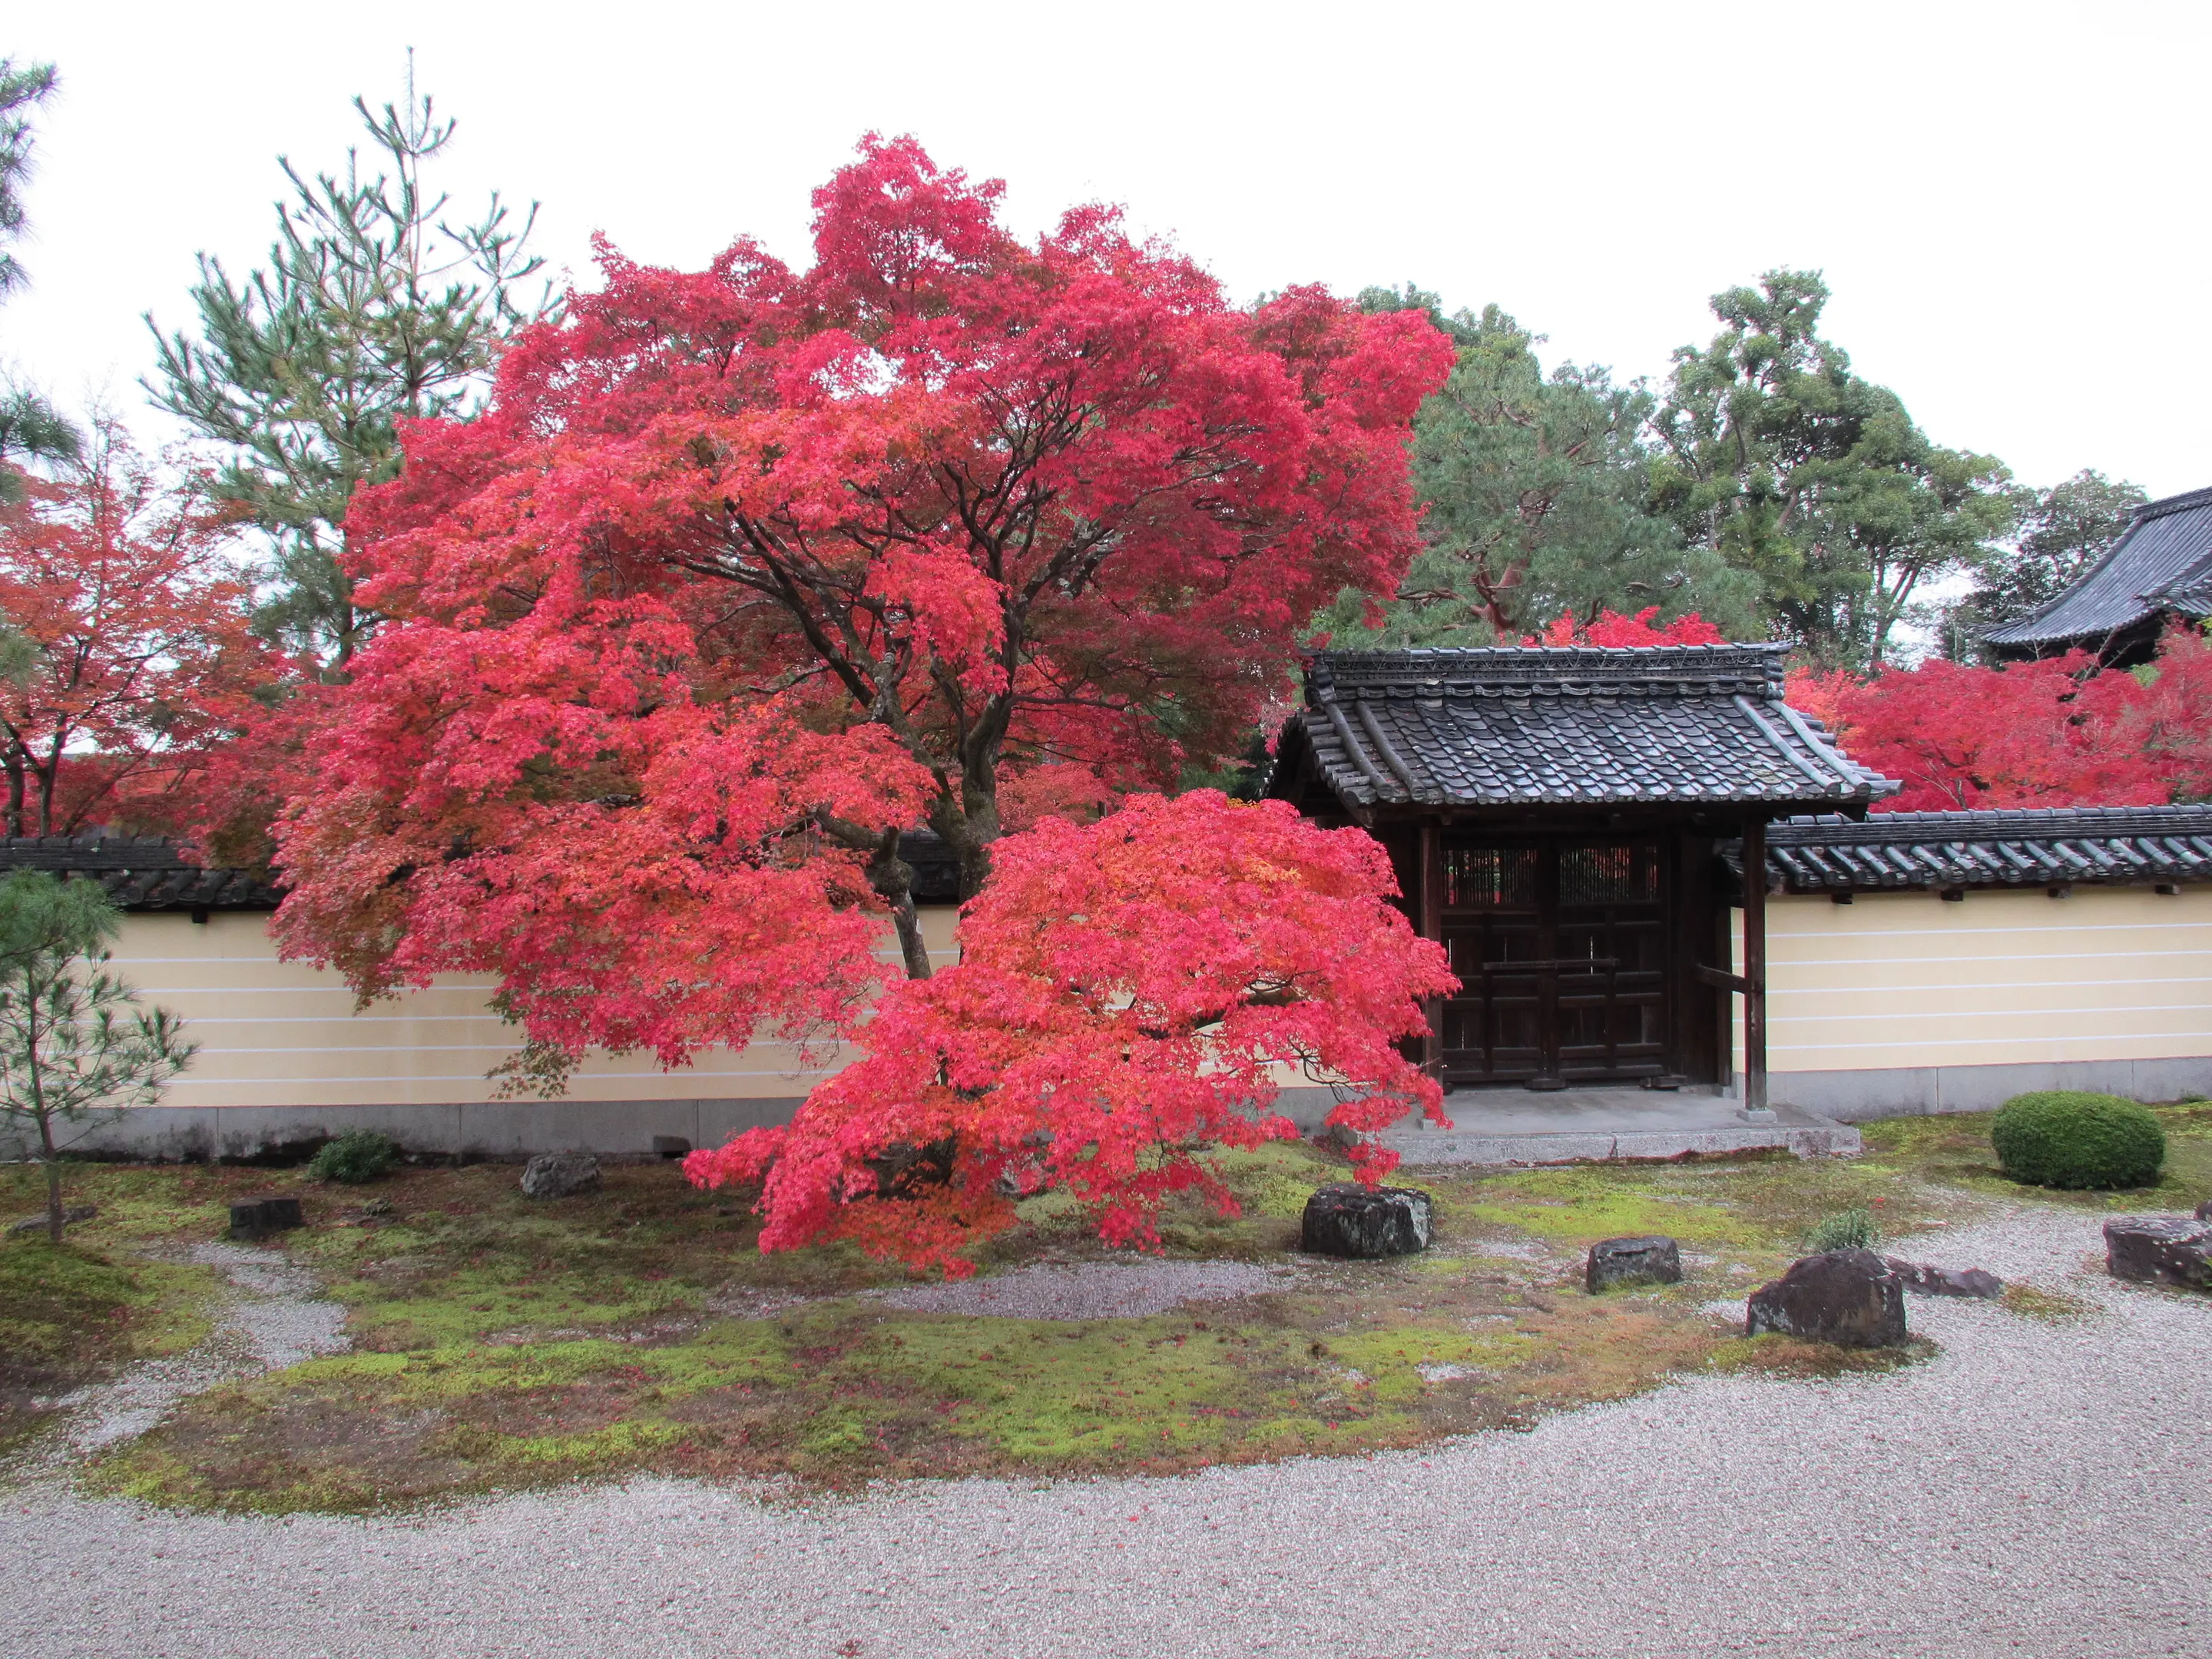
xmin=1742 ymin=816 xmax=1771 ymax=1119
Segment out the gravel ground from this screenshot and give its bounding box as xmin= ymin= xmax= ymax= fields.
xmin=876 ymin=1258 xmax=1300 ymax=1319
xmin=5 ymin=1207 xmax=2208 ymax=1658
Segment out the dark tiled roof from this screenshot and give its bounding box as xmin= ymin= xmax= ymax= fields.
xmin=0 ymin=836 xmax=281 ymax=910
xmin=1983 ymin=486 xmax=2212 ymax=650
xmin=1277 ymin=646 xmax=1896 ymax=810
xmin=1730 ymin=806 xmax=2212 ymax=892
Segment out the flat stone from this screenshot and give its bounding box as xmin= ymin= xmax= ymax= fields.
xmin=1747 ymin=1248 xmax=1908 ymax=1348
xmin=519 ymin=1149 xmax=602 ymax=1200
xmin=1300 ymin=1184 xmax=1432 ymax=1259
xmin=2103 ymin=1216 xmax=2212 ymax=1290
xmin=1884 ymin=1257 xmax=2004 ymax=1299
xmin=228 ymin=1195 xmax=304 ymax=1240
xmin=8 ymin=1204 xmax=96 ymax=1234
xmin=1586 ymin=1235 xmax=1682 ymax=1292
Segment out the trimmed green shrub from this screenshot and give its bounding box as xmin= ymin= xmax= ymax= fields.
xmin=306 ymin=1130 xmax=398 ymax=1185
xmin=1806 ymin=1206 xmax=1881 ymax=1253
xmin=1991 ymin=1091 xmax=2165 ymax=1190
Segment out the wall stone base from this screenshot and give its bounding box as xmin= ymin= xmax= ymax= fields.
xmin=8 ymin=1055 xmax=2206 ymax=1164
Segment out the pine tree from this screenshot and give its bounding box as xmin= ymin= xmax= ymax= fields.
xmin=147 ymin=62 xmax=549 ymax=671
xmin=0 ymin=58 xmax=80 ymax=494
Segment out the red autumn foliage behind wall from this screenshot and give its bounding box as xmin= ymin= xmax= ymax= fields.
xmin=1787 ymin=628 xmax=2212 ymax=812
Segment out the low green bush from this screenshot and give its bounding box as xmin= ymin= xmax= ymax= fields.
xmin=306 ymin=1130 xmax=399 ymax=1186
xmin=1806 ymin=1206 xmax=1881 ymax=1253
xmin=1991 ymin=1091 xmax=2165 ymax=1190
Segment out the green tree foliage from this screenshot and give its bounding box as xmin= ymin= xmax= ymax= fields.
xmin=1648 ymin=270 xmax=2015 ymax=667
xmin=0 ymin=872 xmax=192 ymax=1240
xmin=0 ymin=58 xmax=78 ymax=493
xmin=1322 ymin=290 xmax=1755 ymax=647
xmin=147 ymin=68 xmax=548 ymax=671
xmin=1939 ymin=469 xmax=2149 ymax=659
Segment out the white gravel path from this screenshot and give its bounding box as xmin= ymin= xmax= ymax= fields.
xmin=4 ymin=1207 xmax=2207 ymax=1658
xmin=31 ymin=1242 xmax=348 ymax=1462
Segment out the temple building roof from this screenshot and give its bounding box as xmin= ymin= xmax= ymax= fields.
xmin=1272 ymin=645 xmax=1896 ymax=814
xmin=1734 ymin=806 xmax=2212 ymax=893
xmin=1983 ymin=485 xmax=2212 ymax=658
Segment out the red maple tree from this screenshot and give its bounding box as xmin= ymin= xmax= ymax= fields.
xmin=684 ymin=791 xmax=1456 ymax=1276
xmin=0 ymin=423 xmax=270 ymax=837
xmin=323 ymin=134 xmax=1453 ymax=985
xmin=1787 ymin=626 xmax=2212 ymax=810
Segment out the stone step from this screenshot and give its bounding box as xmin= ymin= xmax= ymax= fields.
xmin=1372 ymin=1119 xmax=1863 ymax=1167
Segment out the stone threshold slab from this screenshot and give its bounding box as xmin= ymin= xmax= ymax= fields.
xmin=1373 ymin=1121 xmax=1863 ymax=1167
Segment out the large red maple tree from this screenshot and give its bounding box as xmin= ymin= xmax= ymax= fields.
xmin=685 ymin=792 xmax=1455 ymax=1277
xmin=0 ymin=424 xmax=270 ymax=837
xmin=270 ymin=135 xmax=1451 ymax=1083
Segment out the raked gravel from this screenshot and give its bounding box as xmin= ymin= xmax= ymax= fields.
xmin=5 ymin=1206 xmax=2208 ymax=1658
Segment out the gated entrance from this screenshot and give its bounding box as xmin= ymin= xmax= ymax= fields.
xmin=1437 ymin=840 xmax=1671 ymax=1087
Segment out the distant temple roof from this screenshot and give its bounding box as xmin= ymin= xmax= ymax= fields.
xmin=1983 ymin=485 xmax=2212 ymax=657
xmin=1272 ymin=645 xmax=1896 ymax=813
xmin=0 ymin=836 xmax=282 ymax=912
xmin=1734 ymin=806 xmax=2212 ymax=893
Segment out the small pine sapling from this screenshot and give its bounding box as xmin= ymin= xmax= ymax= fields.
xmin=0 ymin=872 xmax=194 ymax=1240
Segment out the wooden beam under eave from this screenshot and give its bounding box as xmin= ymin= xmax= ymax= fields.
xmin=1419 ymin=821 xmax=1443 ymax=1081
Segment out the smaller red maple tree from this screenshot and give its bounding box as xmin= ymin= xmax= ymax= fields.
xmin=685 ymin=791 xmax=1457 ymax=1277
xmin=0 ymin=422 xmax=273 ymax=836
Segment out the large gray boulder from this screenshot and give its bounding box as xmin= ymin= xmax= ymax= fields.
xmin=519 ymin=1149 xmax=602 ymax=1200
xmin=1586 ymin=1235 xmax=1681 ymax=1293
xmin=1747 ymin=1248 xmax=1907 ymax=1347
xmin=1300 ymin=1184 xmax=1432 ymax=1258
xmin=2103 ymin=1216 xmax=2212 ymax=1289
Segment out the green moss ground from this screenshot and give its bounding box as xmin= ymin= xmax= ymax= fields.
xmin=19 ymin=1101 xmax=2209 ymax=1513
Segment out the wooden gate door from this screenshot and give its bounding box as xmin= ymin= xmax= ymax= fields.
xmin=1436 ymin=840 xmax=1671 ymax=1087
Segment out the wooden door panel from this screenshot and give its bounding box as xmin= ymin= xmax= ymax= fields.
xmin=1439 ymin=839 xmax=1673 ymax=1086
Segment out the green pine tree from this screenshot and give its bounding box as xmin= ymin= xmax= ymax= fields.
xmin=0 ymin=58 xmax=80 ymax=495
xmin=0 ymin=872 xmax=192 ymax=1243
xmin=147 ymin=61 xmax=551 ymax=671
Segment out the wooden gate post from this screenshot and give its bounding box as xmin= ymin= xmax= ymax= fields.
xmin=1743 ymin=815 xmax=1770 ymax=1118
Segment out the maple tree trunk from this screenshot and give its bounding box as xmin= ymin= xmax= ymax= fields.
xmin=2 ymin=750 xmax=22 ymax=838
xmin=864 ymin=830 xmax=933 ymax=982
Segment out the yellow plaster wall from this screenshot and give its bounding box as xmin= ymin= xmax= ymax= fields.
xmin=113 ymin=908 xmax=962 ymax=1110
xmin=1732 ymin=886 xmax=2212 ymax=1075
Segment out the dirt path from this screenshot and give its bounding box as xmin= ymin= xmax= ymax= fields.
xmin=3 ymin=1207 xmax=2205 ymax=1657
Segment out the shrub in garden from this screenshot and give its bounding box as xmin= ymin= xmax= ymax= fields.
xmin=1806 ymin=1206 xmax=1881 ymax=1253
xmin=308 ymin=1130 xmax=398 ymax=1185
xmin=1991 ymin=1091 xmax=2164 ymax=1190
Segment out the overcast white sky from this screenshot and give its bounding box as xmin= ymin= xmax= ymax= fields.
xmin=6 ymin=2 xmax=2209 ymax=495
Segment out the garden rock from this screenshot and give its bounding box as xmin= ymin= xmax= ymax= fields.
xmin=1746 ymin=1248 xmax=1908 ymax=1347
xmin=2197 ymin=1198 xmax=2212 ymax=1221
xmin=1884 ymin=1257 xmax=2004 ymax=1299
xmin=519 ymin=1150 xmax=602 ymax=1200
xmin=2102 ymin=1216 xmax=2212 ymax=1290
xmin=9 ymin=1204 xmax=96 ymax=1234
xmin=1300 ymin=1184 xmax=1432 ymax=1258
xmin=228 ymin=1196 xmax=304 ymax=1240
xmin=1586 ymin=1235 xmax=1681 ymax=1292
